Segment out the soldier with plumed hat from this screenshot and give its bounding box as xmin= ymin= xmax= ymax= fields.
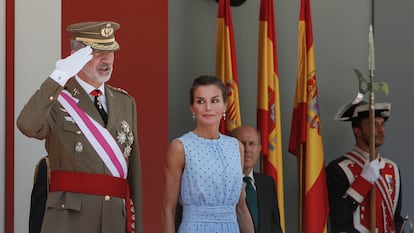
xmin=326 ymin=100 xmax=404 ymax=233
xmin=17 ymin=21 xmax=143 ymax=233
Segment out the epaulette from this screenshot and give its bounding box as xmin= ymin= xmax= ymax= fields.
xmin=107 ymin=84 xmax=129 ymax=95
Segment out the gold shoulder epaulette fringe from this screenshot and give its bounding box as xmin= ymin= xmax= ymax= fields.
xmin=107 ymin=84 xmax=129 ymax=95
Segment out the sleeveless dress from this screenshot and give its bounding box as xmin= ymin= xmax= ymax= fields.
xmin=176 ymin=131 xmax=242 ymax=233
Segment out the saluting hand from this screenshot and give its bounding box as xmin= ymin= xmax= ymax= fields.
xmin=49 ymin=46 xmax=93 ymax=86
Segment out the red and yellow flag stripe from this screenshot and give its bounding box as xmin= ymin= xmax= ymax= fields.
xmin=216 ymin=0 xmax=242 ymax=134
xmin=257 ymin=0 xmax=285 ymax=232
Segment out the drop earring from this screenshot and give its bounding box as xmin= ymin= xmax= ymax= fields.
xmin=222 ymin=111 xmax=226 ymax=120
xmin=192 ymin=112 xmax=195 ymax=121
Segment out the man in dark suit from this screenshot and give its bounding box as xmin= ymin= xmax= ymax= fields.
xmin=231 ymin=125 xmax=283 ymax=233
xmin=17 ymin=21 xmax=142 ymax=233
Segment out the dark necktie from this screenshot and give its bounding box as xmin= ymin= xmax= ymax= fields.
xmin=244 ymin=176 xmax=259 ymax=232
xmin=90 ymin=89 xmax=108 ymax=125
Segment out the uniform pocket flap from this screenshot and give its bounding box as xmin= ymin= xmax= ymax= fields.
xmin=46 ymin=191 xmax=82 ymax=211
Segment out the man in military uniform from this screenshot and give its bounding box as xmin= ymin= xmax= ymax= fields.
xmin=17 ymin=21 xmax=143 ymax=233
xmin=326 ymin=101 xmax=404 ymax=233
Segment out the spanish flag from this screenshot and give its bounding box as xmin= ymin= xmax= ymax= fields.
xmin=257 ymin=0 xmax=285 ymax=232
xmin=216 ymin=0 xmax=242 ymax=134
xmin=288 ymin=0 xmax=329 ymax=232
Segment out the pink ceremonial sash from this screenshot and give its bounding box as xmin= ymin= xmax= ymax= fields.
xmin=58 ymin=90 xmax=127 ymax=178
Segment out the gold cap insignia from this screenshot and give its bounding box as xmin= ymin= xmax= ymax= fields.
xmin=67 ymin=21 xmax=121 ymax=51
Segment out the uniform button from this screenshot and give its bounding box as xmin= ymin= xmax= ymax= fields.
xmin=76 ymin=131 xmax=81 ymax=135
xmin=61 ymin=204 xmax=65 ymax=208
xmin=105 ymin=195 xmax=111 ymax=201
xmin=49 ymin=96 xmax=54 ymax=101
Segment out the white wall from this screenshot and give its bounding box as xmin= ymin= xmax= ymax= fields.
xmin=376 ymin=1 xmax=414 ymax=220
xmin=14 ymin=0 xmax=61 ymax=232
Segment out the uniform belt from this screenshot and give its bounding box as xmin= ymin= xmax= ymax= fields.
xmin=49 ymin=171 xmax=134 ymax=233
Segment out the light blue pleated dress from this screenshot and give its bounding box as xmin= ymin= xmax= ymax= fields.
xmin=176 ymin=131 xmax=242 ymax=233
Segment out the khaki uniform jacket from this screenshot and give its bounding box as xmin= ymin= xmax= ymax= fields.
xmin=17 ymin=77 xmax=143 ymax=233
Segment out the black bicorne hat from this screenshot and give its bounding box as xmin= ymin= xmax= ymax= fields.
xmin=334 ymin=101 xmax=391 ymax=122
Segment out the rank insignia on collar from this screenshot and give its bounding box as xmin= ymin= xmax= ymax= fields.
xmin=73 ymin=88 xmax=80 ymax=96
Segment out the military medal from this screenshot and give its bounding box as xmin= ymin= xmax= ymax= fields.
xmin=75 ymin=142 xmax=83 ymax=153
xmin=117 ymin=120 xmax=134 ymax=158
xmin=385 ymin=174 xmax=393 ymax=195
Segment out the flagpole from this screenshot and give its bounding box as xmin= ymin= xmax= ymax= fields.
xmin=368 ymin=23 xmax=376 ymax=233
xmin=368 ymin=1 xmax=376 ymax=232
xmin=298 ymin=144 xmax=303 ymax=233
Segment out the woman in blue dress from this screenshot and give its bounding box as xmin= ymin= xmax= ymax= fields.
xmin=162 ymin=75 xmax=254 ymax=233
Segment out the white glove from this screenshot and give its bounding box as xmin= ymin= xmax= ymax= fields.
xmin=49 ymin=46 xmax=93 ymax=86
xmin=360 ymin=159 xmax=380 ymax=183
